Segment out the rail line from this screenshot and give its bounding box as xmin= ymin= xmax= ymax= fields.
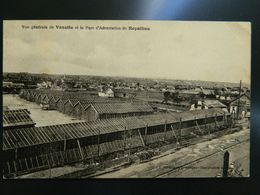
xmin=84 ymin=128 xmax=248 ymax=178
xmin=154 ymin=138 xmax=249 ymax=178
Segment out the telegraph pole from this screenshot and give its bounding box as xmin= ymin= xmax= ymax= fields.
xmin=222 ymin=151 xmax=230 ymax=177
xmin=48 ymin=144 xmax=52 ymax=178
xmin=237 ymin=80 xmax=242 ymax=120
xmin=14 ymin=140 xmax=18 ymax=176
xmin=97 ymin=129 xmax=100 ymax=157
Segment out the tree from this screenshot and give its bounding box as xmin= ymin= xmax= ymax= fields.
xmin=214 ymin=89 xmax=222 ymax=96
xmin=162 ymin=91 xmax=171 ymax=104
xmin=171 ymin=91 xmax=182 ymax=104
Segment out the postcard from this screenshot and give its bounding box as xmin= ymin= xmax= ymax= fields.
xmin=2 ymin=20 xmax=250 ymax=178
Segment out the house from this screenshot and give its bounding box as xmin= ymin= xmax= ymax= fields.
xmin=227 ymin=92 xmax=250 ymax=118
xmin=37 ymin=81 xmax=52 ymax=89
xmin=98 ymin=86 xmax=114 ymax=97
xmin=83 ymin=102 xmax=154 ymax=122
xmin=216 ymin=94 xmax=232 ymax=101
xmin=3 ymin=81 xmax=13 ymax=88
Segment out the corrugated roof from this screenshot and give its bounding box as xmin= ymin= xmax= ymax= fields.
xmin=3 ymin=108 xmax=229 ymax=150
xmin=3 ymin=109 xmax=35 ymax=128
xmin=63 ymin=99 xmax=79 ymax=106
xmin=150 ymin=103 xmax=187 ymax=111
xmin=74 ymin=100 xmax=90 ymax=108
xmin=89 ymin=102 xmax=154 ymax=114
xmin=203 ymin=100 xmax=227 ymax=108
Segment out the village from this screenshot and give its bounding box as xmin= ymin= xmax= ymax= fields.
xmin=2 ymin=72 xmax=250 ymax=178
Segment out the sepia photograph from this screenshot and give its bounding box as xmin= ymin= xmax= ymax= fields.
xmin=2 ymin=20 xmax=251 ymax=178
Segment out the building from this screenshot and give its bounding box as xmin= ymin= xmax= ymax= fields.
xmin=114 ymin=89 xmax=136 ymax=98
xmin=63 ymin=99 xmax=79 ymax=115
xmin=150 ymin=102 xmax=188 ymax=112
xmin=72 ymin=100 xmax=92 ymax=119
xmin=35 ymin=94 xmax=42 ymax=104
xmin=3 ymin=109 xmax=35 ymax=130
xmin=227 ymin=92 xmax=250 ymax=118
xmin=190 ymin=99 xmax=227 ymax=111
xmin=3 ymin=81 xmax=13 ymax=88
xmin=98 ymin=87 xmax=114 ymax=97
xmin=12 ymin=83 xmax=25 ymax=88
xmin=2 ymin=108 xmax=230 ymax=177
xmin=83 ymin=102 xmax=154 ymax=122
xmin=56 ymin=98 xmax=65 ymax=113
xmin=48 ymin=97 xmax=61 ymax=110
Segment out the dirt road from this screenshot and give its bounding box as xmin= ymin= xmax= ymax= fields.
xmin=95 ymin=129 xmax=249 ymax=178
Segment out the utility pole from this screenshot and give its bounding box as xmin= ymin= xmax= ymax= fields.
xmin=63 ymin=135 xmax=67 ymax=164
xmin=237 ymin=80 xmax=242 ymax=120
xmin=97 ymin=129 xmax=100 ymax=157
xmin=14 ymin=140 xmax=18 ymax=177
xmin=123 ymin=126 xmax=126 ymax=151
xmin=49 ymin=144 xmax=52 ymax=178
xmin=222 ymin=151 xmax=230 ymax=177
xmin=164 ymin=120 xmax=167 ymax=141
xmin=179 ymin=117 xmax=182 ymax=145
xmin=128 ymin=129 xmax=132 ymax=163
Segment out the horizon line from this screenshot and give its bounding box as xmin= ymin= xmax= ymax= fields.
xmin=3 ymin=71 xmax=250 ymax=86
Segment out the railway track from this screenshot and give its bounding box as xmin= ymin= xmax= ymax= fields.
xmin=84 ymin=128 xmax=248 ymax=178
xmin=154 ymin=137 xmax=249 ymax=178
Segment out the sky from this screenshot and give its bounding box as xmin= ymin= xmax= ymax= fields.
xmin=3 ymin=20 xmax=251 ymax=84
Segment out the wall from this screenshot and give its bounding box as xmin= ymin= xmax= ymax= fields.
xmin=64 ymin=101 xmax=74 ymax=115
xmin=84 ymin=106 xmax=98 ymax=122
xmin=72 ymin=104 xmax=84 ymax=118
xmin=49 ymin=99 xmax=58 ymax=110
xmin=57 ymin=100 xmax=65 ymax=113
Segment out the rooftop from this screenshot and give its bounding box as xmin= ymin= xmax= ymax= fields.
xmin=3 ymin=109 xmax=35 ymax=129
xmin=3 ymin=108 xmax=229 ymax=150
xmin=88 ymin=102 xmax=154 ymax=114
xmin=203 ymin=100 xmax=227 ymax=108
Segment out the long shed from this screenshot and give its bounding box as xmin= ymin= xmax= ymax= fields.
xmin=2 ymin=108 xmax=231 ymax=176
xmin=83 ymin=102 xmax=154 ymax=122
xmin=3 ymin=109 xmax=35 ymax=130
